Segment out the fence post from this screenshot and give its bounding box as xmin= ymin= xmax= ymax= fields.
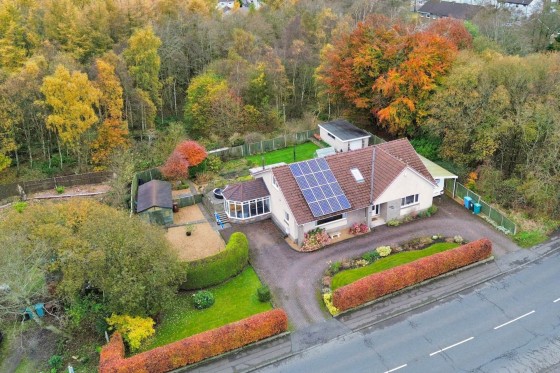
xmin=452 ymin=179 xmax=456 ymax=199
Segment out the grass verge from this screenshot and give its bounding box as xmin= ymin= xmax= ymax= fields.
xmin=141 ymin=266 xmax=272 ymax=351
xmin=245 ymin=142 xmax=320 ymax=166
xmin=331 ymin=242 xmax=460 ymax=290
xmin=514 ymin=230 xmax=548 ymax=248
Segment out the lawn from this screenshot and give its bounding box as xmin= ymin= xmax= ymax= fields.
xmin=331 ymin=242 xmax=460 ymax=290
xmin=245 ymin=142 xmax=320 ymax=166
xmin=142 ymin=266 xmax=272 ymax=351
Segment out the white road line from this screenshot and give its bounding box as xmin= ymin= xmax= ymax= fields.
xmin=429 ymin=337 xmax=474 ymax=356
xmin=384 ymin=364 xmax=407 ymax=373
xmin=494 ymin=310 xmax=535 ymax=330
xmin=554 ymin=298 xmax=560 ymax=303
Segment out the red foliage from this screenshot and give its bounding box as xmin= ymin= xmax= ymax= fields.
xmin=99 ymin=309 xmax=288 ymax=373
xmin=333 ymin=239 xmax=492 ymax=312
xmin=161 ymin=151 xmax=189 ymax=180
xmin=175 ymin=140 xmax=207 ymax=167
xmin=426 ymin=18 xmax=473 ymax=50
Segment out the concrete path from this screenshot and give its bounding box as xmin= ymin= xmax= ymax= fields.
xmin=221 ymin=196 xmax=521 ymax=330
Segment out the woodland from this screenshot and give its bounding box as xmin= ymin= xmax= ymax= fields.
xmin=0 ymin=0 xmax=559 ymax=223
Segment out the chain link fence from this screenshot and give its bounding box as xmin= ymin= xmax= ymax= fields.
xmin=445 ymin=179 xmax=517 ymax=235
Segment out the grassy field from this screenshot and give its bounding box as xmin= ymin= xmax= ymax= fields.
xmin=245 ymin=142 xmax=320 ymax=166
xmin=331 ymin=242 xmax=460 ymax=290
xmin=142 ymin=266 xmax=272 ymax=351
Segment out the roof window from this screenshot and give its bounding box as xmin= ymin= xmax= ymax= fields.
xmin=351 ymin=168 xmax=364 ymax=183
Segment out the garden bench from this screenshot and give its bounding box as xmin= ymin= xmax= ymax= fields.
xmin=329 ymin=231 xmax=341 ymax=239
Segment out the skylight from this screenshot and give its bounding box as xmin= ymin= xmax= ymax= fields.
xmin=351 ymin=168 xmax=364 ymax=183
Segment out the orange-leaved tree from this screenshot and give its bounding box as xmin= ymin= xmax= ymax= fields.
xmin=316 ymin=15 xmax=459 ymax=135
xmin=175 ymin=140 xmax=207 ymax=167
xmin=161 ymin=151 xmax=189 ymax=180
xmin=425 ymin=18 xmax=473 ymax=50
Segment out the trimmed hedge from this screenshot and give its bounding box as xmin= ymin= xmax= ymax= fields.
xmin=99 ymin=309 xmax=288 ymax=373
xmin=333 ymin=238 xmax=492 ymax=312
xmin=183 ymin=232 xmax=249 ymax=290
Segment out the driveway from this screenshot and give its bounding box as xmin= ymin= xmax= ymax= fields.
xmin=221 ymin=196 xmax=521 ymax=330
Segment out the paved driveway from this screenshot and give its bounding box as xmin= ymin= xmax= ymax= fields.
xmin=221 ymin=196 xmax=521 ymax=329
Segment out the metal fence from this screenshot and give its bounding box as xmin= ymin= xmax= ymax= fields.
xmin=208 ymin=129 xmax=317 ymax=159
xmin=367 ymin=133 xmax=386 ymax=145
xmin=174 ymin=193 xmax=202 ymax=208
xmin=445 ymin=179 xmax=517 ymax=235
xmin=0 ymin=171 xmax=113 ymax=201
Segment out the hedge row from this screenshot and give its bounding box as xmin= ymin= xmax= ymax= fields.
xmin=333 ymin=238 xmax=492 ymax=312
xmin=182 ymin=232 xmax=249 ymax=290
xmin=99 ymin=309 xmax=288 ymax=373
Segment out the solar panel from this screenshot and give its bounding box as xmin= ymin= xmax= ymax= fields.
xmin=289 ymin=159 xmax=352 ymax=218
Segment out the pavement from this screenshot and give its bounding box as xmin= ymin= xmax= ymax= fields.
xmin=185 ymin=234 xmax=560 ymax=373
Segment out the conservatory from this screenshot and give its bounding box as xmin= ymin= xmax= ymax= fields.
xmin=222 ymin=178 xmax=271 ymax=221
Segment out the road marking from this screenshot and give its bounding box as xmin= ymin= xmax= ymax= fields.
xmin=429 ymin=337 xmax=474 ymax=356
xmin=554 ymin=298 xmax=560 ymax=303
xmin=494 ymin=310 xmax=535 ymax=330
xmin=384 ymin=364 xmax=407 ymax=373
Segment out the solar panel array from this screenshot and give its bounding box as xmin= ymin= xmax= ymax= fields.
xmin=289 ymin=158 xmax=351 ymax=218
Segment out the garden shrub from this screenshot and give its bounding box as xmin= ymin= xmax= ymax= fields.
xmin=99 ymin=309 xmax=289 ymax=373
xmin=333 ymin=239 xmax=492 ymax=312
xmin=48 ymin=355 xmax=63 ymax=370
xmin=257 ymin=286 xmax=271 ymax=302
xmin=183 ymin=232 xmax=249 ymax=290
xmin=106 ymin=314 xmax=155 ymax=351
xmin=376 ymin=246 xmax=392 ymax=257
xmin=349 ymin=223 xmax=369 ymax=235
xmin=301 ymin=228 xmax=331 ymax=251
xmin=362 ymin=250 xmax=380 ymax=263
xmin=328 ymin=261 xmax=342 ymax=275
xmin=323 ymin=292 xmax=339 ymax=316
xmin=192 ymin=290 xmax=215 ymax=309
xmin=55 ymin=185 xmax=65 ymax=194
xmin=13 ymin=201 xmax=27 ymax=213
xmin=387 ymin=219 xmax=400 ymax=227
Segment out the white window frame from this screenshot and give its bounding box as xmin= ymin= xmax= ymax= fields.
xmin=371 ymin=204 xmax=380 ymax=216
xmin=284 ymin=211 xmax=290 ymax=224
xmin=401 ymin=194 xmax=419 ymax=208
xmin=351 ymin=168 xmax=364 ymax=183
xmin=225 ymin=196 xmax=271 ymax=220
xmin=272 ymin=176 xmax=279 ymax=190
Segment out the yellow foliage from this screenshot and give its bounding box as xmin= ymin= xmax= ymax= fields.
xmin=323 ymin=292 xmax=339 ymax=316
xmin=106 ymin=314 xmax=155 ymax=351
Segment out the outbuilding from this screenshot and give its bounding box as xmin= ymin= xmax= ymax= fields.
xmin=136 ymin=180 xmax=173 ymax=225
xmin=318 ymin=119 xmax=371 ymax=152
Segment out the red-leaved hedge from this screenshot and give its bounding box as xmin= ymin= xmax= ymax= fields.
xmin=99 ymin=309 xmax=288 ymax=373
xmin=333 ymin=238 xmax=492 ymax=312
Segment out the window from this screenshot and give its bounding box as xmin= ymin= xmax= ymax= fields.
xmin=401 ymin=194 xmax=419 ymax=208
xmin=272 ymin=176 xmax=279 ymax=190
xmin=327 ymin=132 xmax=335 ymax=140
xmin=284 ymin=211 xmax=290 ymax=222
xmin=317 ymin=214 xmax=344 ymax=226
xmin=351 ymin=168 xmax=364 ymax=183
xmin=224 ymin=197 xmax=271 ymax=220
xmin=371 ymin=204 xmax=380 ymax=216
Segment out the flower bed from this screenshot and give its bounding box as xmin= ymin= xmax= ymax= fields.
xmin=301 ymin=228 xmax=331 ymax=252
xmin=332 ymin=239 xmax=492 ymax=312
xmin=99 ymin=309 xmax=288 ymax=373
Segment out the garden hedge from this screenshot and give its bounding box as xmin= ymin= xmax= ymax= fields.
xmin=182 ymin=232 xmax=249 ymax=290
xmin=99 ymin=309 xmax=288 ymax=373
xmin=333 ymin=238 xmax=492 ymax=312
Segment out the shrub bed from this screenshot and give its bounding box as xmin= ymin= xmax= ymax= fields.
xmin=182 ymin=232 xmax=249 ymax=290
xmin=99 ymin=309 xmax=288 ymax=373
xmin=332 ymin=239 xmax=492 ymax=312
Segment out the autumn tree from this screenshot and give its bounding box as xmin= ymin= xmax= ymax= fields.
xmin=175 ymin=140 xmax=207 ymax=167
xmin=91 ymin=57 xmax=129 ymax=168
xmin=41 ymin=65 xmax=100 ymax=169
xmin=425 ymin=18 xmax=473 ymax=50
xmin=161 ymin=150 xmax=189 ymax=180
xmin=316 ymin=15 xmax=458 ymax=135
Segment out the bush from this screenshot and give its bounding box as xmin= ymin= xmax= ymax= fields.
xmin=453 ymin=235 xmax=464 ymax=244
xmin=205 ymin=155 xmax=223 ymax=173
xmin=323 ymin=292 xmax=339 ymax=316
xmin=333 ymin=239 xmax=492 ymax=312
xmin=48 ymin=355 xmax=63 ymax=371
xmin=361 ymin=251 xmax=380 ymax=263
xmin=376 ymin=246 xmax=392 ymax=257
xmin=427 ymin=205 xmax=438 ymax=216
xmin=301 ymin=228 xmax=331 ymax=251
xmin=99 ymin=309 xmax=288 ymax=373
xmin=192 ymin=291 xmax=215 ymax=309
xmin=183 ymin=232 xmax=249 ymax=290
xmin=13 ymin=201 xmax=27 ymax=213
xmin=328 ymin=261 xmax=342 ymax=275
xmin=106 ymin=314 xmax=155 ymax=351
xmin=55 ymin=185 xmax=65 ymax=194
xmin=257 ymin=286 xmax=271 ymax=302
xmin=387 ymin=219 xmax=400 ymax=227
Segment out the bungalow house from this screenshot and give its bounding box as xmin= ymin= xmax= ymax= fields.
xmin=222 ymin=138 xmax=437 ymax=246
xmin=318 ymin=120 xmax=371 ymax=153
xmin=417 ymin=0 xmax=484 ymax=20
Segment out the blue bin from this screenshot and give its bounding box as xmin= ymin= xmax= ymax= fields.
xmin=473 ymin=203 xmax=481 ymax=215
xmin=34 ymin=303 xmax=45 ymax=317
xmin=464 ymin=196 xmax=472 ymax=209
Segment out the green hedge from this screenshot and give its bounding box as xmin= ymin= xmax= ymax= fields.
xmin=182 ymin=232 xmax=249 ymax=290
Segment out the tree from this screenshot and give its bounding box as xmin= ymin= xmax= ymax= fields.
xmin=91 ymin=57 xmax=129 ymax=168
xmin=40 ymin=65 xmax=100 ymax=169
xmin=425 ymin=18 xmax=473 ymax=50
xmin=175 ymin=140 xmax=207 ymax=167
xmin=161 ymin=150 xmax=189 ymax=180
xmin=123 ymin=26 xmax=162 ymax=130
xmin=316 ymin=15 xmax=458 ymax=135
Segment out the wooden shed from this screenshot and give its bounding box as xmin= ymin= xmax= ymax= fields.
xmin=136 ymin=180 xmax=173 ymax=225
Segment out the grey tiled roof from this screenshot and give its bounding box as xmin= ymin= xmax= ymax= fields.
xmin=137 ymin=180 xmax=173 ymax=212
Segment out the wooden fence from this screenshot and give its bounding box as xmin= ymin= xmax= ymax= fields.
xmin=0 ymin=171 xmax=113 ymax=201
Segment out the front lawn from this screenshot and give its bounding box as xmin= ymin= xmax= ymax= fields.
xmin=331 ymin=242 xmax=460 ymax=290
xmin=142 ymin=266 xmax=272 ymax=350
xmin=245 ymin=142 xmax=320 ymax=166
